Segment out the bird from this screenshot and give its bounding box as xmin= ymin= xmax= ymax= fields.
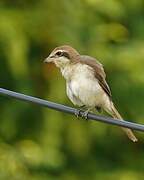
xmin=44 ymin=45 xmax=138 ymax=142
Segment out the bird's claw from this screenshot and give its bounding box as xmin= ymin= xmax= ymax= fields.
xmin=74 ymin=109 xmax=82 ymax=118
xmin=74 ymin=105 xmax=86 ymax=118
xmin=74 ymin=108 xmax=90 ymax=121
xmin=82 ymin=111 xmax=89 ymax=120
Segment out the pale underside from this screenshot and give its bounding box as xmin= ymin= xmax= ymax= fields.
xmin=61 ymin=62 xmax=111 ymax=112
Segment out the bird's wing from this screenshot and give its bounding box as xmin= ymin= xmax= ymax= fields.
xmin=80 ymin=55 xmax=112 ymax=98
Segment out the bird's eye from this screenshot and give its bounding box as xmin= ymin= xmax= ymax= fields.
xmin=56 ymin=51 xmax=63 ymax=56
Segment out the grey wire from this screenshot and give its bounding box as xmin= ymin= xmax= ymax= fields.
xmin=0 ymin=88 xmax=144 ymax=132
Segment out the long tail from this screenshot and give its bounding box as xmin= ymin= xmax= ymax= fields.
xmin=108 ymin=102 xmax=138 ymax=142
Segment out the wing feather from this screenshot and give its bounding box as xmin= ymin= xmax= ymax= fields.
xmin=80 ymin=55 xmax=112 ymax=98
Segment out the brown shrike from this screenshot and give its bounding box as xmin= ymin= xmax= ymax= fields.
xmin=44 ymin=45 xmax=137 ymax=142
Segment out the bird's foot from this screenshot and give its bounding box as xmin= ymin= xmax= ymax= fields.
xmin=74 ymin=109 xmax=82 ymax=118
xmin=74 ymin=105 xmax=86 ymax=118
xmin=81 ymin=110 xmax=89 ymax=120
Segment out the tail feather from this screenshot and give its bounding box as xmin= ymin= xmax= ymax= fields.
xmin=110 ymin=102 xmax=138 ymax=142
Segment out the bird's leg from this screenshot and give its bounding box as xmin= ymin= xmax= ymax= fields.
xmin=96 ymin=106 xmax=102 ymax=113
xmin=74 ymin=105 xmax=86 ymax=118
xmin=81 ymin=108 xmax=92 ymax=120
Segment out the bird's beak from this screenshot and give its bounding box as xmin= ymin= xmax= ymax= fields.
xmin=44 ymin=55 xmax=55 ymax=63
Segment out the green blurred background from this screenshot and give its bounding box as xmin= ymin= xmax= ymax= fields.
xmin=0 ymin=0 xmax=144 ymax=179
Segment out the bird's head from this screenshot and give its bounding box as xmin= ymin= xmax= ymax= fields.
xmin=44 ymin=45 xmax=80 ymax=68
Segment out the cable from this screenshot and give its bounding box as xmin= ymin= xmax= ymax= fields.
xmin=0 ymin=88 xmax=144 ymax=132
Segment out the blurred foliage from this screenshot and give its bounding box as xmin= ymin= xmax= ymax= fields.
xmin=0 ymin=0 xmax=144 ymax=179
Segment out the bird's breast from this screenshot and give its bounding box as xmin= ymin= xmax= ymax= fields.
xmin=64 ymin=64 xmax=106 ymax=107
